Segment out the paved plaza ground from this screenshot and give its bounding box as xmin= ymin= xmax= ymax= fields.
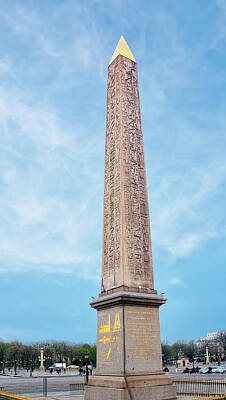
xmin=0 ymin=368 xmax=225 ymax=400
xmin=0 ymin=373 xmax=84 ymax=397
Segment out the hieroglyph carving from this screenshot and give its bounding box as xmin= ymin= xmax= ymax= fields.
xmin=102 ymin=55 xmax=154 ymax=291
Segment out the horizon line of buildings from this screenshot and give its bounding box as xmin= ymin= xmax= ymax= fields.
xmin=197 ymin=330 xmax=226 ymax=344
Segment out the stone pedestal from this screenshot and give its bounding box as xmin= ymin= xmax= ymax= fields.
xmin=85 ymin=374 xmax=176 ymax=400
xmin=84 ymin=291 xmax=177 ymax=400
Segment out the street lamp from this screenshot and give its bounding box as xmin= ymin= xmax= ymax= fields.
xmin=14 ymin=360 xmax=17 ymax=376
xmin=45 ymin=355 xmax=51 ymax=368
xmin=0 ymin=361 xmax=5 ymax=375
xmin=30 ymin=359 xmax=34 ymax=377
xmin=39 ymin=348 xmax=45 ymax=371
xmin=4 ymin=361 xmax=9 ymax=374
xmin=205 ymin=346 xmax=210 ymax=365
xmin=217 ymin=346 xmax=221 ymax=366
xmin=84 ymin=351 xmax=89 ymax=384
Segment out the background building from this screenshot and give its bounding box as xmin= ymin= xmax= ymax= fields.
xmin=196 ymin=330 xmax=226 ymax=362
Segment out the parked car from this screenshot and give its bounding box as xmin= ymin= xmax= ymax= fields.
xmin=212 ymin=366 xmax=226 ymax=374
xmin=199 ymin=367 xmax=212 ymax=374
xmin=82 ymin=365 xmax=93 ymax=370
xmin=49 ymin=363 xmax=66 ymax=369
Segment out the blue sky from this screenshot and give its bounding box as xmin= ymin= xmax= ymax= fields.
xmin=0 ymin=0 xmax=225 ymax=345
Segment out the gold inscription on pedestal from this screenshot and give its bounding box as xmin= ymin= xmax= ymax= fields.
xmin=98 ymin=311 xmax=121 ymax=364
xmin=113 ymin=312 xmax=121 ymax=331
xmin=126 ymin=308 xmax=160 ymax=360
xmin=98 ymin=335 xmax=117 ymax=344
xmin=99 ymin=314 xmax=111 ymax=334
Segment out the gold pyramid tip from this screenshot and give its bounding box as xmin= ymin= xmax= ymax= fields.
xmin=109 ymin=36 xmax=136 ymax=65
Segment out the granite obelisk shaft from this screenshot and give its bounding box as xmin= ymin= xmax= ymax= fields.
xmin=102 ymin=51 xmax=154 ymax=294
xmin=84 ymin=37 xmax=176 ymax=400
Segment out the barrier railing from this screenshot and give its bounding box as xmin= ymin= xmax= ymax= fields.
xmin=69 ymin=381 xmax=85 ymax=393
xmin=178 ymin=396 xmax=226 ymax=400
xmin=173 ymin=379 xmax=226 ymax=398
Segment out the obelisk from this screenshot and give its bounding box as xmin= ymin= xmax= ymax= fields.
xmin=84 ymin=36 xmax=177 ymax=400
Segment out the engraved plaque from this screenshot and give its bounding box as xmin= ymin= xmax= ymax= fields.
xmin=96 ymin=306 xmax=123 ymax=374
xmin=125 ymin=305 xmax=162 ymax=373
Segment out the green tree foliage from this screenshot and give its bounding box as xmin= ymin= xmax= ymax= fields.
xmin=161 ymin=340 xmax=218 ymax=364
xmin=0 ymin=340 xmax=97 ymax=368
xmin=161 ymin=344 xmax=176 ymax=364
xmin=2 ymin=336 xmax=224 ymax=369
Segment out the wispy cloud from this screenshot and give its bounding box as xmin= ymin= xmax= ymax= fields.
xmin=169 ymin=277 xmax=181 ymax=286
xmin=150 ymin=155 xmax=226 ymax=261
xmin=0 ymin=0 xmax=226 ymax=282
xmin=138 ymin=7 xmax=226 ymax=264
xmin=0 ymin=84 xmax=103 ymax=278
xmin=0 ymin=0 xmax=226 ymax=345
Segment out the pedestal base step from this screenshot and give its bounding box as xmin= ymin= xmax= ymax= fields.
xmin=84 ymin=373 xmax=177 ymax=400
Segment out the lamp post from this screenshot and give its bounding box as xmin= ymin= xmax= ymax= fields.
xmin=217 ymin=345 xmax=221 ymax=366
xmin=45 ymin=355 xmax=51 ymax=369
xmin=84 ymin=351 xmax=89 ymax=384
xmin=5 ymin=361 xmax=10 ymax=373
xmin=14 ymin=360 xmax=17 ymax=376
xmin=205 ymin=346 xmax=209 ymax=365
xmin=79 ymin=359 xmax=82 ymax=376
xmin=0 ymin=361 xmax=5 ymax=375
xmin=4 ymin=361 xmax=9 ymax=374
xmin=39 ymin=348 xmax=45 ymax=371
xmin=30 ymin=359 xmax=33 ymax=377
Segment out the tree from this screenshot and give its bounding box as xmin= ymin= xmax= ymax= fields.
xmin=161 ymin=344 xmax=176 ymax=364
xmin=88 ymin=346 xmax=96 ymax=366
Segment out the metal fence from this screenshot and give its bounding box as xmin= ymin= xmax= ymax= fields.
xmin=179 ymin=396 xmax=226 ymax=400
xmin=0 ymin=376 xmax=225 ymax=399
xmin=173 ymin=379 xmax=226 ymax=397
xmin=69 ymin=381 xmax=85 ymax=393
